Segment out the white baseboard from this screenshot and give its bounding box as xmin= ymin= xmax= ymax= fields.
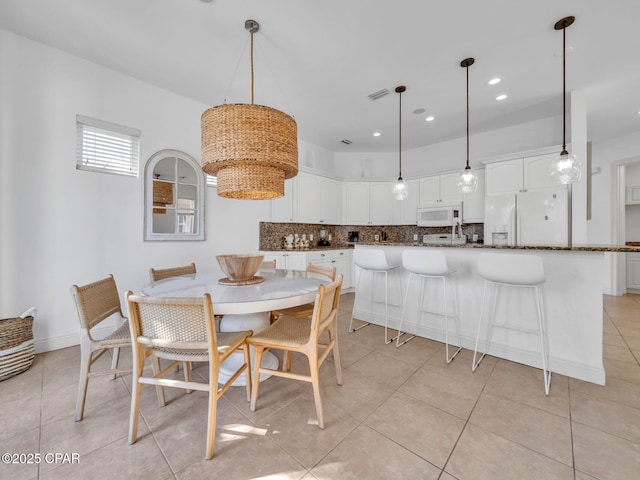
xmin=33 ymin=325 xmax=113 ymax=354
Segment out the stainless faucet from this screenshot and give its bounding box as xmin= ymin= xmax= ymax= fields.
xmin=451 ymin=219 xmax=463 ymax=244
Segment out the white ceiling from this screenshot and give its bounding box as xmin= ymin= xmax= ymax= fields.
xmin=1 ymin=0 xmax=639 ymax=154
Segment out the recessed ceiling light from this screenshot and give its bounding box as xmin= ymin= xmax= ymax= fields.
xmin=488 ymin=78 xmax=502 ymax=86
xmin=373 ymin=132 xmax=381 ymax=137
xmin=496 ymin=94 xmax=508 ymax=101
xmin=425 ymin=116 xmax=435 ymax=122
xmin=413 ymin=108 xmax=426 ymax=114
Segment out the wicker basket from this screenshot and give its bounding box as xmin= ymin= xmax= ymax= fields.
xmin=0 ymin=307 xmax=36 ymax=381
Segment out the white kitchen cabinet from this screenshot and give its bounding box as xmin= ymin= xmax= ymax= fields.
xmin=486 ymin=154 xmax=562 ymax=195
xmin=322 ymin=177 xmax=342 ymax=224
xmin=627 ymin=253 xmax=640 ymax=291
xmin=392 ymin=178 xmax=419 ymax=225
xmin=626 ymin=186 xmax=640 ymax=205
xmin=462 ymin=169 xmax=485 ymax=223
xmin=485 ymin=158 xmax=524 ymax=195
xmin=369 ymin=182 xmax=394 ymax=225
xmin=270 ymin=177 xmax=296 ymax=222
xmin=343 ymin=181 xmax=393 ymax=225
xmin=262 ymin=251 xmax=306 ymax=271
xmin=419 ymin=173 xmax=462 ymax=206
xmin=296 ymin=172 xmax=342 ymax=224
xmin=343 ymin=182 xmax=369 ymax=225
xmin=306 ymin=249 xmax=352 ymax=289
xmin=523 ymin=154 xmax=560 ymax=191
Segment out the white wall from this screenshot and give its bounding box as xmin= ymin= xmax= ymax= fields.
xmin=0 ymin=30 xmax=274 ymax=351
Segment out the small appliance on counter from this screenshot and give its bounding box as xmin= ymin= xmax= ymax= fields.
xmin=317 ymin=228 xmax=331 ymax=247
xmin=348 ymin=231 xmax=359 ymax=242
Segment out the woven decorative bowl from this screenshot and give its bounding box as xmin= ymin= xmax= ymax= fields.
xmin=216 ymin=254 xmax=265 ymax=285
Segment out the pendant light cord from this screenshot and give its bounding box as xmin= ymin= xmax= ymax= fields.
xmin=250 ymin=30 xmax=255 ymax=105
xmin=466 ymin=64 xmax=470 ymax=169
xmin=398 ymin=88 xmax=402 ymax=179
xmin=562 ymin=26 xmax=567 ymax=153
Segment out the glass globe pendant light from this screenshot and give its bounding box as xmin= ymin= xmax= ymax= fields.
xmin=550 ymin=16 xmax=581 ymax=184
xmin=393 ymin=85 xmax=408 ymax=200
xmin=457 ymin=58 xmax=478 ymax=193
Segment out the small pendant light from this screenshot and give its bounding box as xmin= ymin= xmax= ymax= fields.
xmin=393 ymin=85 xmax=408 ymax=200
xmin=457 ymin=58 xmax=478 ymax=193
xmin=550 ymin=16 xmax=581 ymax=184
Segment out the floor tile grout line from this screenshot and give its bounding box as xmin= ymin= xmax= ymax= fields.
xmin=437 ymin=355 xmax=498 ymax=478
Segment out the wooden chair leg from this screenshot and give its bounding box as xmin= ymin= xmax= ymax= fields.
xmin=183 ymin=361 xmax=192 ymax=394
xmin=109 ymin=347 xmax=120 ymax=380
xmin=75 ymin=343 xmax=92 ymax=421
xmin=329 ymin=323 xmax=343 ymax=386
xmin=250 ymin=347 xmax=265 ymax=412
xmin=308 ymin=352 xmax=324 ymax=429
xmin=243 ymin=345 xmax=252 ymax=402
xmin=283 ymin=351 xmax=293 ymax=372
xmin=205 ymin=368 xmax=219 ymax=460
xmin=128 ymin=352 xmax=145 ymax=445
xmin=151 ymin=356 xmax=166 ymax=407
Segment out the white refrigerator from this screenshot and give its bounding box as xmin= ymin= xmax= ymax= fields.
xmin=484 ymin=188 xmax=569 ymax=246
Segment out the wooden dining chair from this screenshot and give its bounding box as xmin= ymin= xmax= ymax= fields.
xmin=70 ymin=274 xmax=132 ymax=421
xmin=247 ymin=274 xmax=343 ymax=429
xmin=125 ymin=292 xmax=253 ymax=460
xmin=149 ymin=262 xmax=196 ymax=283
xmin=270 ymin=263 xmax=336 ymax=322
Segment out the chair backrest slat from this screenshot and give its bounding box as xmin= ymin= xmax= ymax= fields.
xmin=311 ymin=274 xmax=343 ymax=336
xmin=127 ymin=294 xmax=218 ymax=357
xmin=307 ymin=263 xmax=336 ymax=281
xmin=149 ymin=263 xmax=197 ymax=283
xmin=71 ymin=274 xmax=122 ymax=331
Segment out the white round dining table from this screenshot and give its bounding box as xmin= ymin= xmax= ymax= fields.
xmin=140 ymin=268 xmax=330 ymax=386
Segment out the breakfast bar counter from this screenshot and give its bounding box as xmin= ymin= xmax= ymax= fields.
xmin=351 ymin=243 xmax=638 ymax=385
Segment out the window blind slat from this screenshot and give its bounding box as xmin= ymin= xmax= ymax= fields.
xmin=76 ymin=115 xmax=140 ymax=177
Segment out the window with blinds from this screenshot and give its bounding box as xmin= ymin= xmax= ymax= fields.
xmin=76 ymin=115 xmax=141 ymax=177
xmin=206 ymin=174 xmax=218 ymax=187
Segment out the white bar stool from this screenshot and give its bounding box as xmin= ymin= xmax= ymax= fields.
xmin=396 ymin=250 xmax=462 ymax=363
xmin=472 ymin=252 xmax=551 ymax=395
xmin=348 ymin=248 xmax=401 ymax=344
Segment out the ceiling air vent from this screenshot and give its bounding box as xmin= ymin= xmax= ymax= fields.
xmin=367 ymin=88 xmax=390 ymax=101
xmin=341 ymin=139 xmax=353 ymax=145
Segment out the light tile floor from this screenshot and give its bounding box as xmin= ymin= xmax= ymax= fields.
xmin=2 ymin=293 xmax=640 ymax=480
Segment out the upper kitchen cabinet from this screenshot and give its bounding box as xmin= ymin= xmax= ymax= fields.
xmin=486 ymin=154 xmax=563 ymax=195
xmin=419 ymin=173 xmax=462 ymax=206
xmin=392 ymin=178 xmax=419 ymax=225
xmin=462 ymin=169 xmax=485 ymax=223
xmin=485 ymin=158 xmax=523 ymax=195
xmin=369 ymin=182 xmax=394 ymax=224
xmin=343 ymin=181 xmax=393 ymax=225
xmin=296 ymin=172 xmax=342 ymax=224
xmin=523 ymin=154 xmax=562 ymax=191
xmin=270 ymin=177 xmax=296 ymax=222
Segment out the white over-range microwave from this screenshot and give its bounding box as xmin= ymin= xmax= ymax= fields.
xmin=417 ymin=203 xmax=463 ymax=226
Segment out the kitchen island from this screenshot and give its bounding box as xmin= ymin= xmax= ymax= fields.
xmin=351 ymin=242 xmax=640 ymax=385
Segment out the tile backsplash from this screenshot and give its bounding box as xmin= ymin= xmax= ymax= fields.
xmin=259 ymin=222 xmax=484 ymax=250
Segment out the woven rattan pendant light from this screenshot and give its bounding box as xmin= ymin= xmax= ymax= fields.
xmin=201 ymin=19 xmax=298 ymax=200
